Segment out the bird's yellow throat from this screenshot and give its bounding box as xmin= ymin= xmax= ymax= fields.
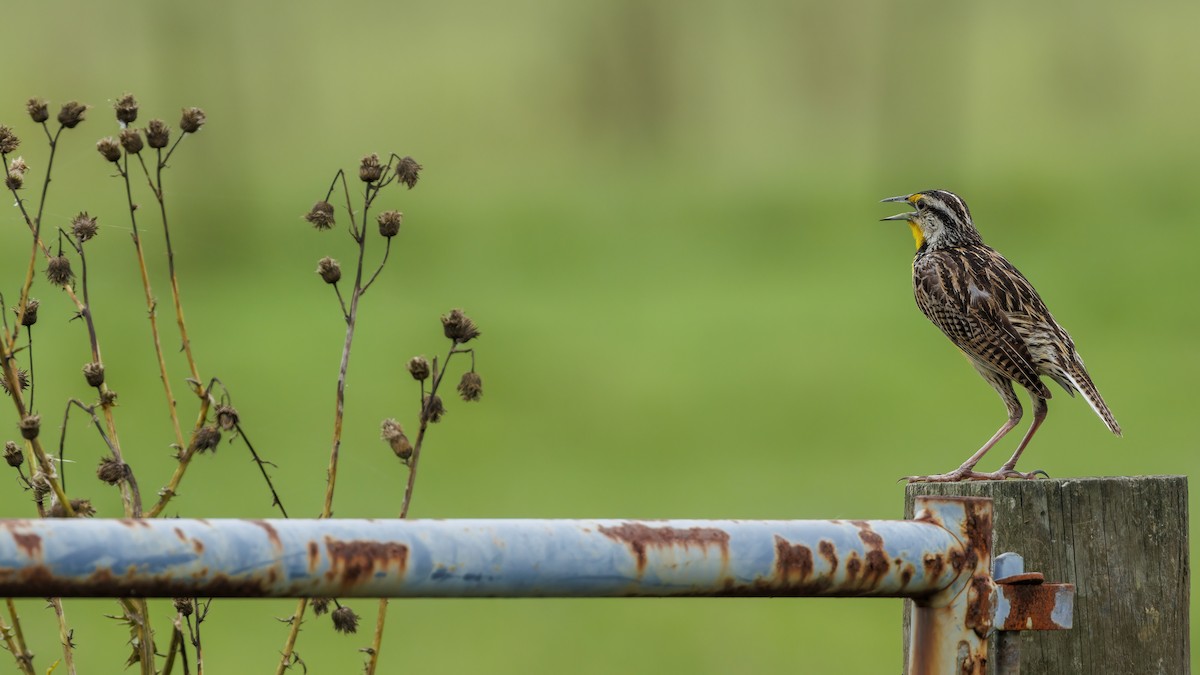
xmin=909 ymin=222 xmax=924 ymax=250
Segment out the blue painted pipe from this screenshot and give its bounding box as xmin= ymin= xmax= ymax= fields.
xmin=0 ymin=516 xmax=963 ymax=598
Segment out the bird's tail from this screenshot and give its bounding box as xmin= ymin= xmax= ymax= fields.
xmin=1062 ymin=360 xmax=1122 ymax=436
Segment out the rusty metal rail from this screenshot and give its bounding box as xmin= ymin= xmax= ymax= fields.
xmin=0 ymin=496 xmax=1072 ymax=675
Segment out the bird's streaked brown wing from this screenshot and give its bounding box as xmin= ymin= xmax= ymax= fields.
xmin=914 ymin=250 xmax=1052 ymax=399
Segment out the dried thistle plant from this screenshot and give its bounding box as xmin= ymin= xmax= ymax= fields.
xmin=278 ymin=152 xmax=427 ymax=672
xmin=2 ymin=95 xmax=488 ymax=675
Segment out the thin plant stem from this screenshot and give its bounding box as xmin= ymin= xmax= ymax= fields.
xmin=135 ymin=150 xmax=200 ymax=382
xmin=64 ymin=230 xmax=152 ymax=666
xmin=24 ymin=327 xmax=33 ymax=411
xmin=281 ymin=166 xmax=395 ymax=671
xmin=360 ymin=237 xmax=392 ymax=293
xmin=399 ymin=345 xmax=462 ymax=519
xmin=117 ymin=598 xmax=154 ymax=675
xmin=0 ymin=600 xmax=33 ymax=675
xmin=368 ymin=345 xmax=463 ymax=671
xmin=145 ymin=395 xmax=214 ymax=518
xmin=117 ymin=157 xmax=187 ymax=452
xmin=273 ymin=598 xmax=308 ymax=675
xmin=184 ymin=598 xmax=206 ymax=675
xmin=236 ymin=423 xmax=288 ymax=517
xmin=365 ymin=599 xmax=388 ymax=675
xmin=4 ymin=124 xmax=63 ymax=335
xmin=160 ymin=619 xmax=182 ymax=675
xmin=0 ymin=339 xmax=72 ymax=516
xmin=48 ymin=598 xmax=75 ymax=675
xmin=4 ymin=599 xmax=31 ymax=673
xmin=72 ymin=240 xmax=140 ymax=517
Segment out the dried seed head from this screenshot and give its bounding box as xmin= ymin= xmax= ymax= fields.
xmin=114 ymin=93 xmax=139 ymax=125
xmin=305 ymin=201 xmax=335 ymax=230
xmin=190 ymin=425 xmax=222 ymax=454
xmin=5 ymin=170 xmax=23 ymax=190
xmin=57 ymin=101 xmax=88 ymax=129
xmin=26 ymin=98 xmax=48 ymax=124
xmin=8 ymin=157 xmax=27 ymax=175
xmin=331 ymin=606 xmax=359 ymax=634
xmin=377 ymin=210 xmax=403 ymax=238
xmin=311 ymin=598 xmax=331 ymax=615
xmin=457 ymin=371 xmax=483 ymax=402
xmin=1 ymin=368 xmax=30 ymax=396
xmin=381 ymin=418 xmax=413 ymax=461
xmin=83 ymin=361 xmax=105 ymax=387
xmin=359 ymin=153 xmax=383 ymax=183
xmin=71 ymin=211 xmax=99 ymax=242
xmin=97 ymin=137 xmax=122 ymax=163
xmin=19 ymin=415 xmax=40 ymax=441
xmin=180 ymin=107 xmax=206 ymax=133
xmin=30 ymin=474 xmax=50 ymax=500
xmin=119 ymin=128 xmax=143 ymax=155
xmin=215 ymin=404 xmax=239 ymax=431
xmin=46 ymin=255 xmax=74 ymax=286
xmin=99 ymin=389 xmax=118 ymax=407
xmin=0 ymin=125 xmax=20 ymax=154
xmin=317 ymin=257 xmax=342 ymax=284
xmin=4 ymin=441 xmax=22 ymax=468
xmin=396 ymin=156 xmax=422 ymax=189
xmin=146 ymin=119 xmax=170 ymax=148
xmin=421 ymin=394 xmax=445 ymax=424
xmin=406 ymin=356 xmax=430 ymax=381
xmin=96 ymin=456 xmax=126 ymax=485
xmin=441 ymin=309 xmax=480 ymax=344
xmin=50 ymin=498 xmax=95 ymax=518
xmin=16 ymin=298 xmax=38 ymax=327
xmin=173 ymin=597 xmax=194 ymax=617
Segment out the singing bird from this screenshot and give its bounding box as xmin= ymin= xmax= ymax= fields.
xmin=881 ymin=190 xmax=1120 ymax=481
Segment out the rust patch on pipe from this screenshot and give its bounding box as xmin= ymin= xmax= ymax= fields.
xmin=307 ymin=541 xmax=320 ymax=572
xmin=12 ymin=533 xmax=41 ymax=559
xmin=323 ymin=538 xmax=409 ymax=587
xmin=863 ymin=550 xmax=889 ymax=588
xmin=773 ymin=536 xmax=813 ymax=583
xmin=965 ymin=575 xmax=994 ymax=636
xmin=250 ymin=520 xmax=283 ymax=551
xmin=850 ymin=521 xmax=888 ymax=590
xmin=922 ymin=552 xmax=945 ymax=581
xmin=845 ymin=551 xmax=861 ymax=581
xmin=817 ymin=540 xmax=837 ymax=573
xmin=598 ymin=523 xmax=730 ymax=575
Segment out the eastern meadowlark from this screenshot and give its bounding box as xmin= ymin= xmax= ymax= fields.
xmin=881 ymin=189 xmax=1121 ymax=482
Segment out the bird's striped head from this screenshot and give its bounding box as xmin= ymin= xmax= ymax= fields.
xmin=880 ymin=189 xmax=983 ymax=252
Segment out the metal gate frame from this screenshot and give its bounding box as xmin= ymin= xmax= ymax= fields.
xmin=0 ymin=496 xmax=1072 ymax=674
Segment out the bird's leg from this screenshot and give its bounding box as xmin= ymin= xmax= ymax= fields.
xmin=905 ymin=368 xmax=1022 ymax=483
xmin=904 ymin=416 xmax=1019 ymax=482
xmin=966 ymin=396 xmax=1049 ymax=480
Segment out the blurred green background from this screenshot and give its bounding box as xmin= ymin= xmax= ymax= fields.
xmin=0 ymin=0 xmax=1196 ymax=672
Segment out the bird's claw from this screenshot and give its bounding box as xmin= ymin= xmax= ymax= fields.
xmin=903 ymin=467 xmax=1050 ymax=483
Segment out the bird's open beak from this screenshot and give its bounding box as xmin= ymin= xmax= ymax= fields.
xmin=880 ymin=194 xmax=918 ymax=221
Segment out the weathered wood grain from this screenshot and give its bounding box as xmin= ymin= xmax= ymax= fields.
xmin=903 ymin=476 xmax=1189 ymax=674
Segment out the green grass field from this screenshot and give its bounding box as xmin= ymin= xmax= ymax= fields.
xmin=0 ymin=1 xmax=1196 ymax=672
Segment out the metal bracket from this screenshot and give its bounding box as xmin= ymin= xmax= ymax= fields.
xmin=991 ymin=551 xmax=1075 ymax=675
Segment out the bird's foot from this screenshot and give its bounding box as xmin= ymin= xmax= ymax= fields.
xmin=903 ymin=467 xmax=1049 ymax=483
xmin=962 ymin=467 xmax=1050 ymax=481
xmin=902 ymin=468 xmax=975 ymax=483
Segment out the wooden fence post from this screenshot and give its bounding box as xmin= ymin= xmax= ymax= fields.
xmin=903 ymin=475 xmax=1189 ymax=674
